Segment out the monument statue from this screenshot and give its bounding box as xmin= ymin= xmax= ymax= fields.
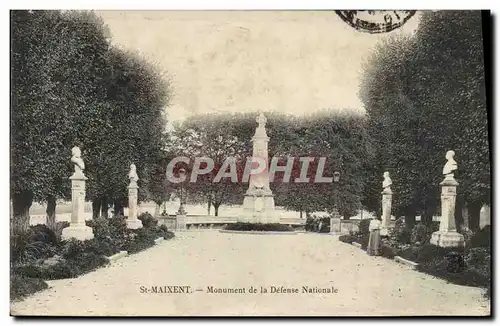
xmin=431 ymin=150 xmax=463 ymax=247
xmin=71 ymin=146 xmax=85 ymax=175
xmin=256 ymin=112 xmax=267 ymax=127
xmin=380 ymin=171 xmax=393 ymax=236
xmin=62 ymin=146 xmax=94 ymax=241
xmin=126 ymin=163 xmax=142 ymax=229
xmin=128 ymin=164 xmax=139 ymax=186
xmin=442 ymin=150 xmax=457 ymax=177
xmin=239 ymin=113 xmax=276 ymax=224
xmin=382 ymin=171 xmax=392 ymax=192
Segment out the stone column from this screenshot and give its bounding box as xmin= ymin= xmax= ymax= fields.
xmin=126 ymin=182 xmax=142 ymax=229
xmin=330 ymin=208 xmax=341 ymax=234
xmin=62 ymin=173 xmax=94 ymax=241
xmin=176 ymin=204 xmax=187 ymax=230
xmin=430 ymin=175 xmax=465 ymax=247
xmin=380 ymin=188 xmax=392 ymax=236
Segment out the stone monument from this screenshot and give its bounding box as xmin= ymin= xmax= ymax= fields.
xmin=126 ymin=164 xmax=143 ymax=229
xmin=329 ymin=208 xmax=342 ymax=234
xmin=380 ymin=171 xmax=392 ymax=236
xmin=430 ymin=150 xmax=465 ymax=247
xmin=239 ymin=113 xmax=277 ymax=224
xmin=479 ymin=204 xmax=491 ymax=229
xmin=62 ymin=147 xmax=94 ymax=241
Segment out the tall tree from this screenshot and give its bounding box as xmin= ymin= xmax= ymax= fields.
xmin=360 ymin=11 xmax=489 ymax=230
xmin=11 ymin=10 xmax=111 ymax=231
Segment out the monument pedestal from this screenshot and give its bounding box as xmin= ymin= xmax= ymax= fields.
xmin=126 ymin=183 xmax=142 ymax=229
xmin=61 ymin=223 xmax=94 ymax=241
xmin=62 ymin=173 xmax=94 ymax=241
xmin=380 ymin=189 xmax=392 ymax=237
xmin=430 ymin=175 xmax=464 ymax=248
xmin=176 ymin=214 xmax=187 ymax=230
xmin=330 ymin=208 xmax=342 ymax=234
xmin=430 ymin=231 xmax=464 ymax=248
xmin=239 ymin=190 xmax=277 ymax=224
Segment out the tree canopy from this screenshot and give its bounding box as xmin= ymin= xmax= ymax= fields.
xmin=11 ymin=10 xmax=171 ymax=230
xmin=360 ymin=11 xmax=489 ymax=230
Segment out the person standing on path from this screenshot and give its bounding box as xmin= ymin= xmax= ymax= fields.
xmin=367 ymin=217 xmax=382 ymax=256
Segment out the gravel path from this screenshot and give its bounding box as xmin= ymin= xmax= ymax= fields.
xmin=11 ymin=232 xmax=490 ymax=316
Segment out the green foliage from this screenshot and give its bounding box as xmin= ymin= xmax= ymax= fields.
xmin=358 ymin=219 xmax=371 ymax=236
xmin=305 ymin=216 xmax=331 ymax=233
xmin=380 ymin=241 xmax=397 ymax=259
xmin=410 ymin=223 xmax=431 ymax=245
xmin=138 ymin=212 xmax=158 ymax=228
xmin=10 ymin=226 xmax=59 ymax=264
xmin=468 ymin=225 xmax=491 ymax=249
xmin=360 ymin=11 xmax=490 ymax=221
xmin=10 ymin=273 xmax=48 ymax=301
xmin=338 ymin=234 xmax=357 ymax=244
xmin=11 ymin=10 xmax=171 ymax=227
xmin=391 ymin=217 xmax=411 ymax=244
xmin=224 ymin=223 xmax=294 ymax=232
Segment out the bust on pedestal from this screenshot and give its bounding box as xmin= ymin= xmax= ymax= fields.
xmin=62 ymin=147 xmax=94 ymax=241
xmin=126 ymin=164 xmax=143 ymax=229
xmin=380 ymin=172 xmax=393 ymax=236
xmin=430 ymin=150 xmax=465 ymax=247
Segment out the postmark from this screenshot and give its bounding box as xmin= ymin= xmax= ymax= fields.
xmin=335 ymin=10 xmax=417 ymax=34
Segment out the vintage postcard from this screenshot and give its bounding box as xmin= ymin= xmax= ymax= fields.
xmin=10 ymin=9 xmax=491 ymax=316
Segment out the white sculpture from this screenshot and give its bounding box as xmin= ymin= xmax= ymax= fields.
xmin=128 ymin=164 xmax=139 ymax=185
xmin=256 ymin=112 xmax=267 ymax=128
xmin=71 ymin=147 xmax=85 ymax=176
xmin=382 ymin=171 xmax=392 ymax=192
xmin=443 ymin=150 xmax=457 ymax=177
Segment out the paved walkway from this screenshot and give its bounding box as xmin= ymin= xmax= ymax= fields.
xmin=11 ymin=232 xmax=490 ymax=316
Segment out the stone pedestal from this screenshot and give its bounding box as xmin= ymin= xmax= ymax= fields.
xmin=127 ymin=183 xmax=142 ymax=229
xmin=430 ymin=175 xmax=464 ymax=247
xmin=239 ymin=189 xmax=278 ymax=224
xmin=62 ymin=173 xmax=94 ymax=241
xmin=176 ymin=214 xmax=187 ymax=230
xmin=380 ymin=188 xmax=392 ymax=236
xmin=330 ymin=208 xmax=341 ymax=234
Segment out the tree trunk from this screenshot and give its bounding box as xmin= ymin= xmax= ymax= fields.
xmin=46 ymin=195 xmax=57 ymax=231
xmin=114 ymin=198 xmax=124 ymax=217
xmin=405 ymin=211 xmax=416 ymax=231
xmin=12 ymin=191 xmax=33 ymax=233
xmin=468 ymin=201 xmax=482 ymax=232
xmin=421 ymin=205 xmax=434 ymax=227
xmin=92 ymin=198 xmax=101 ymax=219
xmin=300 ymin=210 xmax=303 ymax=219
xmin=214 ymin=203 xmax=220 ymax=217
xmin=207 ymin=200 xmax=212 ymax=216
xmin=101 ymin=196 xmax=108 ymax=218
xmin=154 ymin=202 xmax=161 ymax=217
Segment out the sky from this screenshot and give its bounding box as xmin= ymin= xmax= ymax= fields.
xmin=97 ymin=10 xmax=420 ymax=122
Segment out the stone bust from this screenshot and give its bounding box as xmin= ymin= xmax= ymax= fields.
xmin=443 ymin=150 xmax=457 ymax=176
xmin=256 ymin=113 xmax=267 ymax=128
xmin=71 ymin=146 xmax=85 ymax=175
xmin=382 ymin=171 xmax=392 ymax=191
xmin=129 ymin=164 xmax=139 ymax=185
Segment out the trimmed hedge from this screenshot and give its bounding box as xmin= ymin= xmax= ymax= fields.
xmin=224 ymin=222 xmax=294 ymax=232
xmin=338 ymin=234 xmax=357 ymax=244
